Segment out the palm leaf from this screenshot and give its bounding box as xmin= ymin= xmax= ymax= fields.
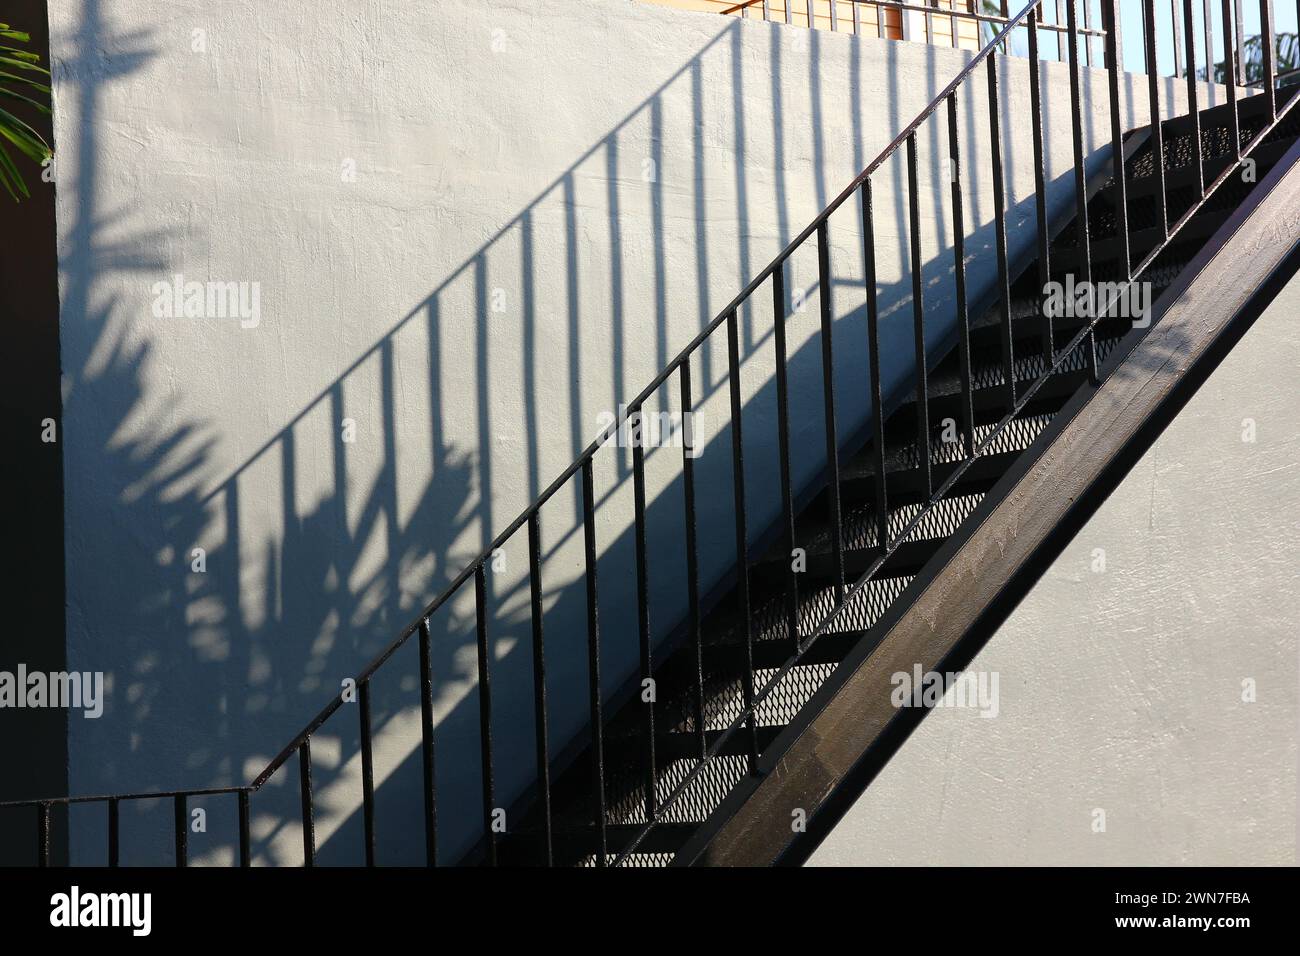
xmin=0 ymin=140 xmax=31 ymax=200
xmin=0 ymin=54 xmax=48 ymax=75
xmin=0 ymin=85 xmax=50 ymax=114
xmin=0 ymin=70 xmax=51 ymax=94
xmin=0 ymin=21 xmax=51 ymax=200
xmin=0 ymin=106 xmax=50 ymax=163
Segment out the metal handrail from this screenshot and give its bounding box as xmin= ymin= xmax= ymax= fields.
xmin=10 ymin=0 xmax=1295 ymax=868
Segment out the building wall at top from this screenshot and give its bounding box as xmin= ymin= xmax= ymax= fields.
xmin=47 ymin=0 xmax=1213 ymax=863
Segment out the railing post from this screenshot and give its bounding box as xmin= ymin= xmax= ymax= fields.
xmin=1183 ymin=0 xmax=1204 ymax=198
xmin=1028 ymin=8 xmax=1054 ymax=369
xmin=1082 ymin=0 xmax=1094 ymax=65
xmin=527 ymin=511 xmax=554 ymax=864
xmin=947 ymin=94 xmax=976 ymax=457
xmin=417 ymin=617 xmax=437 ymax=866
xmin=629 ymin=401 xmax=656 ymax=828
xmin=1065 ymin=0 xmax=1099 ymax=383
xmin=1172 ymin=0 xmax=1185 ymax=77
xmin=1106 ymin=0 xmax=1131 ymax=281
xmin=905 ymin=133 xmax=935 ymax=493
xmin=771 ymin=265 xmax=801 ymax=655
xmin=987 ymin=56 xmax=1019 ymax=404
xmin=1145 ymin=0 xmax=1169 ymax=240
xmin=861 ymin=179 xmax=890 ymax=552
xmin=1203 ymin=0 xmax=1214 ymax=87
xmin=358 ymin=679 xmax=376 ymax=866
xmin=173 ymin=794 xmax=188 ymax=867
xmin=299 ymin=739 xmax=315 ymax=867
xmin=580 ymin=459 xmax=608 ymax=866
xmin=1222 ymin=0 xmax=1241 ymax=156
xmin=817 ymin=223 xmax=847 ymax=598
xmin=1260 ymin=0 xmax=1277 ymax=117
xmin=237 ymin=790 xmax=250 ymax=867
xmin=727 ymin=309 xmax=761 ymax=773
xmin=1235 ymin=0 xmax=1247 ymax=85
xmin=474 ymin=564 xmax=498 ymax=866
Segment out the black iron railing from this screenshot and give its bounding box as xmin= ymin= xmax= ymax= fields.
xmin=5 ymin=0 xmax=1296 ymax=866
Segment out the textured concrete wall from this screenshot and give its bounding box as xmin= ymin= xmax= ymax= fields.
xmin=48 ymin=0 xmax=1212 ymax=864
xmin=810 ymin=270 xmax=1300 ymax=866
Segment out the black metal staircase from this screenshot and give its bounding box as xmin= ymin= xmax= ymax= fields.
xmin=9 ymin=0 xmax=1300 ymax=867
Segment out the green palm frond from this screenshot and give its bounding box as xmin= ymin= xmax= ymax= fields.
xmin=0 ymin=22 xmax=52 ymax=201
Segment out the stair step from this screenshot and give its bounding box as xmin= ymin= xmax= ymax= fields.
xmin=1054 ymin=210 xmax=1224 ymax=271
xmin=1154 ymin=85 xmax=1299 ymax=143
xmin=755 ymin=533 xmax=943 ymax=585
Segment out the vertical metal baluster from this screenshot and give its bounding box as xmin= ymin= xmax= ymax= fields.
xmin=358 ymin=679 xmax=376 ymax=867
xmin=580 ymin=458 xmax=608 ymax=866
xmin=862 ymin=180 xmax=890 ymax=551
xmin=108 ymin=798 xmax=120 ymax=868
xmin=1223 ymin=0 xmax=1241 ymax=155
xmin=950 ymin=0 xmax=959 ymax=49
xmin=1146 ymin=0 xmax=1169 ymax=239
xmin=726 ymin=309 xmax=760 ymax=772
xmin=1234 ymin=0 xmax=1246 ymax=85
xmin=1204 ymin=0 xmax=1214 ymax=85
xmin=1066 ymin=0 xmax=1099 ymax=382
xmin=629 ymin=402 xmax=656 ymax=826
xmin=1083 ymin=0 xmax=1094 ymax=65
xmin=677 ymin=366 xmax=707 ymax=760
xmin=905 ymin=134 xmax=935 ymax=494
xmin=1172 ymin=0 xmax=1185 ymax=77
xmin=925 ymin=0 xmax=934 ymax=44
xmin=987 ymin=57 xmax=1020 ymax=403
xmin=831 ymin=0 xmax=839 ymax=31
xmin=817 ymin=223 xmax=847 ymax=597
xmin=474 ymin=564 xmax=497 ymax=866
xmin=788 ymin=0 xmax=794 ymax=25
xmin=1140 ymin=0 xmax=1149 ymax=67
xmin=37 ymin=803 xmax=49 ymax=867
xmin=807 ymin=0 xmax=815 ymax=29
xmin=1260 ymin=0 xmax=1276 ymax=117
xmin=174 ymin=795 xmax=187 ymax=867
xmin=1184 ymin=0 xmax=1205 ymax=198
xmin=1106 ymin=1 xmax=1132 ymax=282
xmin=1028 ymin=10 xmax=1054 ymax=370
xmin=853 ymin=0 xmax=861 ymax=35
xmin=417 ymin=617 xmax=437 ymax=867
xmin=238 ymin=791 xmax=250 ymax=867
xmin=764 ymin=0 xmax=771 ymax=21
xmin=947 ymin=96 xmax=976 ymax=458
xmin=901 ymin=0 xmax=911 ymax=39
xmin=299 ymin=739 xmax=315 ymax=867
xmin=1000 ymin=0 xmax=1010 ymax=54
xmin=772 ymin=265 xmax=800 ymax=654
xmin=527 ymin=511 xmax=553 ymax=863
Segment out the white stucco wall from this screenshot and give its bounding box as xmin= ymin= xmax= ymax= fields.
xmin=49 ymin=0 xmax=1218 ymax=864
xmin=810 ymin=269 xmax=1300 ymax=867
